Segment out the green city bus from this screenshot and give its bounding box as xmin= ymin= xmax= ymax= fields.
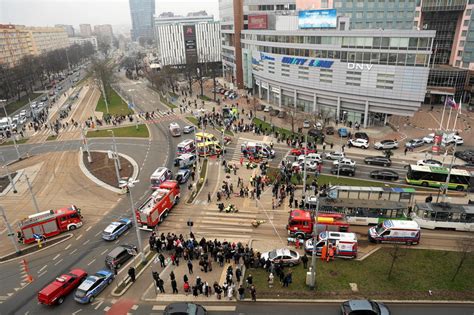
xmin=406 ymin=165 xmax=471 ymax=191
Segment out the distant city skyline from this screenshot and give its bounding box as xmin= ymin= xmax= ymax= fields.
xmin=0 ymin=0 xmax=219 ymax=28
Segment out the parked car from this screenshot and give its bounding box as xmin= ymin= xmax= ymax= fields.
xmin=175 ymin=168 xmax=191 ymax=184
xmin=364 ymin=156 xmax=392 ymax=167
xmin=74 ymin=270 xmax=114 ymax=304
xmin=443 ymin=135 xmax=463 ymax=146
xmin=333 ymin=158 xmax=356 ymax=167
xmin=354 ymin=132 xmax=369 ymax=141
xmin=308 ymin=128 xmax=323 ymax=138
xmin=256 ymin=104 xmax=265 ymax=111
xmin=164 ymin=302 xmax=207 ymax=315
xmin=370 ymin=170 xmax=399 ymax=181
xmin=417 ymin=159 xmax=442 ymax=167
xmin=348 ymin=138 xmax=369 ymax=149
xmin=405 ymin=139 xmax=425 ymax=148
xmin=298 ymin=153 xmax=322 ymax=164
xmin=374 ymin=140 xmax=398 ymax=150
xmin=40 ymin=96 xmax=48 ymax=102
xmin=303 ymin=120 xmax=311 ymax=128
xmin=338 ymin=128 xmax=349 ymax=137
xmin=290 ymin=147 xmax=316 ymax=156
xmin=325 ymin=151 xmax=345 ymax=160
xmin=105 ymin=244 xmax=137 ymax=269
xmin=325 ymin=126 xmax=334 ymax=135
xmin=341 ymin=299 xmax=391 ymax=315
xmin=183 ymin=125 xmax=195 ymax=134
xmin=270 ymin=109 xmax=280 ymax=116
xmin=261 ymin=248 xmax=300 ymax=266
xmin=331 ymin=165 xmax=356 ymax=177
xmin=277 ymin=110 xmax=286 ymax=118
xmin=38 ymin=269 xmax=88 ymax=305
xmin=455 ymin=150 xmax=474 ymax=162
xmin=102 ymin=218 xmax=133 ymax=241
xmin=263 ymin=105 xmax=272 ymax=112
xmin=423 ymin=133 xmax=435 ymax=144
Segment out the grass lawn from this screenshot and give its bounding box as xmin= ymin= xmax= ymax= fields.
xmin=199 ymin=95 xmax=212 ymax=102
xmin=86 ymin=124 xmax=149 ymax=138
xmin=0 ymin=138 xmax=29 ymax=146
xmin=186 ymin=116 xmax=199 ymax=126
xmin=46 ymin=135 xmax=58 ymax=141
xmin=249 ymin=248 xmax=474 ymax=300
xmin=96 ymin=87 xmax=132 ymax=116
xmin=2 ymin=93 xmax=43 ymax=117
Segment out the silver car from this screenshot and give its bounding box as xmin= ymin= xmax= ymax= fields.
xmin=374 ymin=140 xmax=398 ymax=150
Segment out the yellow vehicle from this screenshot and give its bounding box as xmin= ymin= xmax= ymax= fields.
xmin=197 ymin=141 xmax=223 ymax=156
xmin=195 ymin=132 xmax=218 ymax=143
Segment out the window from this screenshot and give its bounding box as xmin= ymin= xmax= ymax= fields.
xmin=463 ymin=20 xmax=470 ymax=27
xmin=462 ymin=30 xmax=467 ymax=37
xmin=335 ymin=1 xmax=342 ymax=7
xmin=415 ymin=11 xmax=420 ymax=17
xmin=460 ymin=40 xmax=465 ymax=47
xmin=458 ymin=50 xmax=463 ymax=57
xmin=466 ymin=9 xmax=472 ymax=16
xmin=455 ymin=60 xmax=461 ymax=67
xmin=321 ymin=0 xmax=329 ymax=8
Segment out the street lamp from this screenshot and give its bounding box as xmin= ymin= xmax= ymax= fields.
xmin=119 ymin=178 xmax=146 ymax=263
xmin=1 ymin=154 xmax=17 ymax=194
xmin=107 ymin=129 xmax=121 ymax=170
xmin=309 ymin=196 xmax=320 ymax=290
xmin=0 ymin=100 xmax=21 ymax=161
xmin=0 ymin=206 xmax=21 ymax=254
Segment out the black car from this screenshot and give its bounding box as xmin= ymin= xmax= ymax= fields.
xmin=308 ymin=128 xmax=324 ymax=138
xmin=455 ymin=150 xmax=474 ymax=163
xmin=354 ymin=132 xmax=369 ymax=141
xmin=331 ymin=165 xmax=355 ymax=177
xmin=325 ymin=126 xmax=334 ymax=135
xmin=105 ymin=244 xmax=137 ymax=269
xmin=370 ymin=170 xmax=399 ymax=181
xmin=164 ymin=302 xmax=207 ymax=315
xmin=364 ymin=156 xmax=391 ymax=167
xmin=270 ymin=109 xmax=280 ymax=116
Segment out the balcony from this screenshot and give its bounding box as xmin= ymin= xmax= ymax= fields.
xmin=421 ymin=0 xmax=466 ymax=12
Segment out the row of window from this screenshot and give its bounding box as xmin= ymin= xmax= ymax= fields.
xmin=248 ymin=4 xmax=296 ymax=11
xmin=247 ymin=45 xmax=431 ymax=67
xmin=245 ymin=35 xmax=433 ymax=50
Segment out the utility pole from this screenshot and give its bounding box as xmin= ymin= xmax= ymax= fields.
xmin=302 ymin=134 xmax=308 ymax=202
xmin=0 ymin=206 xmax=21 ymax=254
xmin=24 ymin=174 xmax=40 ymax=213
xmin=309 ymin=197 xmax=319 ymax=290
xmin=0 ymin=100 xmax=21 ymax=160
xmin=81 ymin=127 xmax=92 ymax=163
xmin=108 ymin=130 xmax=121 ymax=170
xmin=442 ymin=141 xmax=457 ymax=202
xmin=111 ymin=145 xmax=121 ymax=187
xmin=100 ymin=79 xmax=110 ymax=114
xmin=1 ymin=155 xmax=18 ymax=194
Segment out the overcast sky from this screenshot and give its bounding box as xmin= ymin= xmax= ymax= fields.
xmin=1 ymin=0 xmax=219 ymax=27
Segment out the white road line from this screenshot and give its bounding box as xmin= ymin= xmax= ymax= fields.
xmin=100 ymin=249 xmax=108 ymax=255
xmin=95 ymin=231 xmax=101 ymax=237
xmin=76 ymin=234 xmax=83 ymax=241
xmin=82 ymin=240 xmax=90 ymax=245
xmin=52 ymin=254 xmax=61 ymax=260
xmin=70 ymin=249 xmax=78 ymax=255
xmin=86 ymin=226 xmax=92 ymax=232
xmin=65 ymin=244 xmax=72 ymax=250
xmin=37 ymin=265 xmax=47 ymax=273
xmin=87 ymin=258 xmax=96 ymax=266
xmin=103 ymin=306 xmax=111 ymax=312
xmin=72 ymin=309 xmax=82 ymax=315
xmin=114 ymin=239 xmax=120 ymax=244
xmin=38 ymin=270 xmax=47 ymax=278
xmin=94 ymin=301 xmax=104 ymax=310
xmin=131 ymin=304 xmax=139 ymax=310
xmin=54 ymin=259 xmax=63 ymax=266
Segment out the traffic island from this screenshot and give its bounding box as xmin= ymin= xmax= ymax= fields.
xmin=112 ymin=250 xmax=157 ymax=296
xmin=244 ymin=248 xmax=474 ymax=301
xmin=86 ymin=124 xmax=149 ymax=138
xmin=187 ymin=158 xmax=208 ymax=204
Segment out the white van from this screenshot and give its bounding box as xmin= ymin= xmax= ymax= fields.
xmin=177 ymin=139 xmax=196 ymax=155
xmin=174 ymin=153 xmax=197 ymax=168
xmin=241 ymin=141 xmax=275 ymax=158
xmin=169 ymin=123 xmax=181 ymax=137
xmin=298 ymin=153 xmax=322 ymax=164
xmin=368 ymin=220 xmax=420 ymax=245
xmin=304 ymin=231 xmax=358 ymax=259
xmin=150 ymin=167 xmax=173 ymax=188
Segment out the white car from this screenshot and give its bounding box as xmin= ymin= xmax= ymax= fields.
xmin=20 ymin=110 xmax=27 ymax=117
xmin=423 ymin=133 xmax=435 ymax=144
xmin=303 ymin=120 xmax=311 ymax=128
xmin=443 ymin=135 xmax=463 ymax=146
xmin=325 ymin=151 xmax=345 ymax=160
xmin=374 ymin=140 xmax=399 ymax=150
xmin=183 ymin=125 xmax=195 ymax=134
xmin=348 ymin=138 xmax=369 ymax=149
xmin=417 ymin=159 xmax=442 ymax=167
xmin=299 ymin=160 xmax=319 ymax=172
xmin=261 ymin=248 xmax=300 ymax=267
xmin=263 ymin=106 xmax=272 ymax=112
xmin=333 ymin=158 xmax=356 ymax=167
xmin=298 ymin=153 xmax=322 ymax=164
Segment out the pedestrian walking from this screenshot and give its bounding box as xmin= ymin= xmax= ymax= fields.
xmin=250 ymin=285 xmax=257 ymax=301
xmin=187 ymin=260 xmax=194 ymax=274
xmin=246 ymin=274 xmax=253 ymax=288
xmin=208 ymin=192 xmax=211 ymax=203
xmin=128 ymin=267 xmax=136 ymax=282
xmin=238 ymin=285 xmax=245 ymax=300
xmin=158 ymin=278 xmax=165 ymax=293
xmin=302 ymin=253 xmax=309 ymax=269
xmin=268 ymin=272 xmax=274 ymax=288
xmin=159 ymin=253 xmax=165 ymax=267
xmin=235 ymin=265 xmax=242 ymax=283
xmin=171 ymin=279 xmax=178 ymax=294
xmin=404 ymin=147 xmax=408 ymax=155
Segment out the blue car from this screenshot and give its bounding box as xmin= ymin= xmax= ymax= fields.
xmin=102 ymin=218 xmax=132 ymax=241
xmin=74 ymin=270 xmax=114 ymax=304
xmin=175 ymin=169 xmax=191 ymax=184
xmin=338 ymin=128 xmax=348 ymax=137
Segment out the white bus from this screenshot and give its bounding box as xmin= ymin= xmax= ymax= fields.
xmin=411 ymin=202 xmax=474 ymax=231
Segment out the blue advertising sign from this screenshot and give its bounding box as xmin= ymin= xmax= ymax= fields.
xmin=281 ymin=56 xmax=334 ymax=69
xmin=260 ymin=53 xmax=275 ymax=61
xmin=298 ymin=9 xmax=337 ymax=29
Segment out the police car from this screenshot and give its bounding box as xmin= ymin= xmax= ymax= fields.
xmin=74 ymin=270 xmax=114 ymax=304
xmin=102 ymin=218 xmax=133 ymax=241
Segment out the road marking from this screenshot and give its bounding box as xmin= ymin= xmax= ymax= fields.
xmin=52 ymin=254 xmax=61 ymax=260
xmin=72 ymin=309 xmax=82 ymax=315
xmin=93 ymin=300 xmax=104 ymax=310
xmin=86 ymin=226 xmax=92 ymax=232
xmin=38 ymin=270 xmax=47 ymax=278
xmin=131 ymin=305 xmax=139 ymax=310
xmin=123 ymin=231 xmax=130 ymax=236
xmin=82 ymin=239 xmax=90 ymax=245
xmin=100 ymin=249 xmax=108 ymax=255
xmin=114 ymin=239 xmax=120 ymax=244
xmin=103 ymin=306 xmax=111 ymax=311
xmin=54 ymin=259 xmax=63 ymax=266
xmin=37 ymin=265 xmax=47 ymax=273
xmin=87 ymin=258 xmax=96 ymax=266
xmin=65 ymin=244 xmax=71 ymax=250
xmin=95 ymin=231 xmax=101 ymax=237
xmin=76 ymin=234 xmax=83 ymax=241
xmin=70 ymin=249 xmax=78 ymax=255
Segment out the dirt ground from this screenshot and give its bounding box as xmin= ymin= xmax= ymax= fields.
xmin=82 ymin=151 xmax=133 ymax=188
xmin=0 ymin=151 xmax=120 ymax=256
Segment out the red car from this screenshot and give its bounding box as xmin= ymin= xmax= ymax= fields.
xmin=38 ymin=268 xmax=88 ymax=305
xmin=290 ymin=147 xmax=316 ymax=156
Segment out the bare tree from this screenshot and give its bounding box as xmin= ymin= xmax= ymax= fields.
xmin=97 ymin=38 xmax=111 ymax=57
xmin=196 ymin=63 xmax=205 ymax=97
xmin=284 ymin=106 xmax=305 ymax=134
xmin=452 ymin=234 xmax=473 ymax=281
xmin=208 ymin=62 xmax=221 ymax=102
xmin=387 ymin=244 xmax=406 ymax=280
xmin=183 ymin=63 xmax=196 ymax=96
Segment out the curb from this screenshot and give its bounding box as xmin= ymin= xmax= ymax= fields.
xmin=238 ymin=299 xmax=474 ymax=304
xmin=78 ymin=148 xmax=140 ymax=194
xmin=0 ymin=169 xmax=24 ymax=197
xmin=187 ymin=158 xmax=209 ymax=204
xmin=355 ymin=246 xmax=381 ymax=261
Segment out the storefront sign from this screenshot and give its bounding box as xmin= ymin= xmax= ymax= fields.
xmin=183 ymin=25 xmax=197 ymax=64
xmin=281 ymin=56 xmax=333 ymax=68
xmin=248 ymin=15 xmax=268 ymax=30
xmin=260 ymin=53 xmax=275 ymax=61
xmin=347 ymin=63 xmax=373 ymax=71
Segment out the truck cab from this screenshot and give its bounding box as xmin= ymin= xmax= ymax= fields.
xmin=38 ymin=269 xmax=88 ymax=305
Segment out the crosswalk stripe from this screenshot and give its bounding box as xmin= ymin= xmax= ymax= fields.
xmin=200 ymin=220 xmax=249 ymax=226
xmin=197 ymin=225 xmax=253 ymax=233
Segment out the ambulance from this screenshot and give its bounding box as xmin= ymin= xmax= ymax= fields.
xmin=240 ymin=141 xmax=275 ymax=158
xmin=304 ymin=231 xmax=358 ymax=259
xmin=177 ymin=139 xmax=196 ymax=155
xmin=368 ymin=220 xmax=420 ymax=245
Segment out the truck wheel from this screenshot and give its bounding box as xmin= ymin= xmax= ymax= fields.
xmin=456 ymin=186 xmax=464 ymax=191
xmin=421 ymin=182 xmax=429 ymax=187
xmin=69 ymin=225 xmax=77 ymax=231
xmin=57 ymin=296 xmax=65 ymax=305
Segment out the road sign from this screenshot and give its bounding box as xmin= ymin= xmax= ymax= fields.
xmin=128 ymin=102 xmax=134 ymax=109
xmin=33 ymin=233 xmax=42 ymax=240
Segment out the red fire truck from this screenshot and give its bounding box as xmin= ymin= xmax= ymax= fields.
xmin=18 ymin=205 xmax=83 ymax=244
xmin=136 ymin=180 xmax=180 ymax=230
xmin=287 ymin=209 xmax=350 ymax=239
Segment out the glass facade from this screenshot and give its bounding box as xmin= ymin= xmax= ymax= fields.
xmin=129 ymin=0 xmax=155 ymax=41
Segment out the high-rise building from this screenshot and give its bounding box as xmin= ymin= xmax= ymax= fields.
xmin=55 ymin=24 xmax=75 ymax=37
xmin=69 ymin=36 xmax=98 ymax=50
xmin=220 ymin=0 xmax=436 ymax=126
xmin=0 ymin=24 xmax=69 ymax=68
xmin=80 ymin=24 xmax=93 ymax=37
xmin=129 ymin=0 xmax=155 ymax=41
xmin=154 ymin=13 xmax=221 ymax=66
xmin=94 ymin=24 xmax=114 ymax=43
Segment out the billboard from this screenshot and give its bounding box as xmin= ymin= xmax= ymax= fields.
xmin=248 ymin=15 xmax=268 ymax=30
xmin=298 ymin=9 xmax=337 ymax=29
xmin=183 ymin=25 xmax=197 ymax=64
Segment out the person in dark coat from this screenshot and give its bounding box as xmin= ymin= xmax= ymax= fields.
xmin=128 ymin=267 xmax=136 ymax=282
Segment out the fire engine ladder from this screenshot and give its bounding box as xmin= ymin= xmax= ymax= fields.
xmin=19 ymin=210 xmax=55 ymax=227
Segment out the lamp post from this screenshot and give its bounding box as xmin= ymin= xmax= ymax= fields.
xmin=0 ymin=100 xmax=21 ymax=160
xmin=107 ymin=129 xmax=121 ymax=170
xmin=0 ymin=206 xmax=20 ymax=254
xmin=119 ymin=179 xmax=146 ymax=263
xmin=24 ymin=174 xmax=40 ymax=213
xmin=442 ymin=141 xmax=458 ymax=202
xmin=100 ymin=79 xmax=110 ymax=114
xmin=1 ymin=154 xmax=17 ymax=194
xmin=309 ymin=196 xmax=319 ymax=290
